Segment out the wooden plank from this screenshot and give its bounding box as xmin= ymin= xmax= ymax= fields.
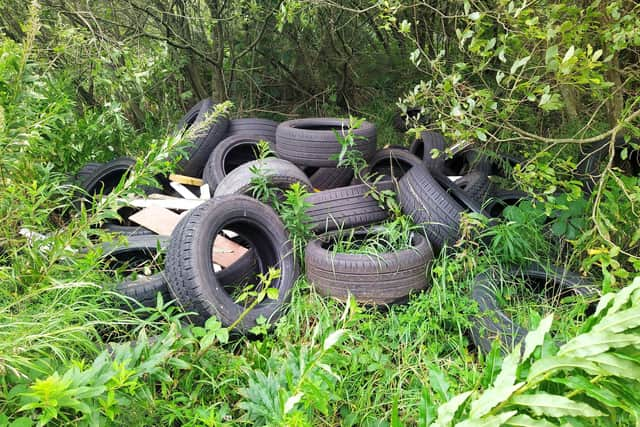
xmin=124 ymin=198 xmax=204 ymax=211
xmin=200 ymin=184 xmax=211 ymax=200
xmin=170 ymin=182 xmax=199 ymax=199
xmin=128 ymin=206 xmax=181 ymax=236
xmin=169 ymin=173 xmax=204 ymax=187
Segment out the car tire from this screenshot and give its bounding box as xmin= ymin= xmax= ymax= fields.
xmin=470 ymin=264 xmax=597 ymax=354
xmin=203 ymin=135 xmax=276 ymax=190
xmin=165 ymin=196 xmax=298 ymax=330
xmin=398 ymin=165 xmax=467 ymax=252
xmin=176 ymin=98 xmax=230 ymax=177
xmin=305 ymin=230 xmax=433 ymax=304
xmin=305 ymin=181 xmax=395 ymax=233
xmin=276 ymin=118 xmax=376 ymax=167
xmin=226 ymin=118 xmax=278 ymax=142
xmin=213 ymin=157 xmax=312 ymax=198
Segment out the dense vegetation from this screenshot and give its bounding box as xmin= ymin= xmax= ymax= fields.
xmin=0 ymin=1 xmax=639 ymax=425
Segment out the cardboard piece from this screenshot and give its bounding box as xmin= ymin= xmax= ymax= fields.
xmin=128 ymin=206 xmax=248 ymax=266
xmin=129 ymin=206 xmax=182 ymax=236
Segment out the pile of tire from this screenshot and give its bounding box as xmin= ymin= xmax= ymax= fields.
xmin=78 ymin=99 xmax=599 ymax=348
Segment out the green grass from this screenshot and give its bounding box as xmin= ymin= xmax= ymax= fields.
xmin=1 ymin=34 xmax=638 ymax=426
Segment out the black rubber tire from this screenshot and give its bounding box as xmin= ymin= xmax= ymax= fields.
xmin=577 ymin=135 xmax=640 ymax=195
xmin=305 ymin=231 xmax=433 ymax=304
xmin=75 ymin=162 xmax=103 ymax=184
xmin=307 ymin=167 xmax=354 ymax=190
xmin=398 ymin=165 xmax=465 ymax=253
xmin=276 ymin=118 xmax=377 ymax=167
xmin=79 ymin=157 xmax=136 ymax=196
xmin=362 ymin=148 xmax=422 ymax=181
xmin=170 ymin=212 xmax=261 ymax=293
xmin=102 ymin=235 xmax=169 ymax=269
xmin=454 ymin=171 xmax=491 ymax=205
xmin=484 ymin=190 xmax=530 ymax=218
xmin=430 ymin=169 xmax=485 ymax=215
xmin=409 ymin=131 xmax=447 ymax=172
xmin=115 ymin=273 xmax=172 ymax=308
xmin=213 ymin=157 xmax=312 ymax=198
xmin=393 ymin=107 xmax=425 ymax=133
xmin=102 ymin=224 xmax=157 ymax=237
xmin=305 ymin=181 xmax=395 ymax=234
xmin=176 ymin=98 xmax=230 ymax=178
xmin=165 ymin=196 xmax=298 ymax=330
xmin=226 ymin=118 xmax=278 ymax=142
xmin=203 ymin=135 xmax=276 ymax=190
xmin=470 ymin=264 xmax=596 ymax=354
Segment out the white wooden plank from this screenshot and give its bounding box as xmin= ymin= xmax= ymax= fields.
xmin=200 ymin=184 xmax=211 ymax=200
xmin=170 ymin=182 xmax=199 ymax=200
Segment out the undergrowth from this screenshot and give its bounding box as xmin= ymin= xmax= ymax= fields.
xmin=1 ymin=22 xmax=639 ymax=427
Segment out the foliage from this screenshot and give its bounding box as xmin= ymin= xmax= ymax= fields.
xmin=430 ymin=277 xmax=640 ymax=426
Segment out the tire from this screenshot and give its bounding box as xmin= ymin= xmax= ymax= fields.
xmin=213 ymin=157 xmax=312 ymax=198
xmin=409 ymin=131 xmax=447 ymax=172
xmin=484 ymin=190 xmax=530 ymax=218
xmin=165 ymin=195 xmax=299 ymax=330
xmin=227 ymin=118 xmax=278 ymax=142
xmin=276 ymin=118 xmax=377 ymax=167
xmin=75 ymin=162 xmax=103 ymax=184
xmin=362 ymin=148 xmax=422 ymax=182
xmin=305 ymin=181 xmax=395 ymax=233
xmin=470 ymin=264 xmax=597 ymax=354
xmin=79 ymin=157 xmax=136 ymax=196
xmin=577 ymin=135 xmax=640 ymax=195
xmin=203 ymin=135 xmax=276 ymax=190
xmin=393 ymin=107 xmax=425 ymax=133
xmin=398 ymin=165 xmax=465 ymax=253
xmin=115 ymin=273 xmax=172 ymax=308
xmin=102 ymin=224 xmax=157 ymax=237
xmin=307 ymin=167 xmax=354 ymax=190
xmin=176 ymin=98 xmax=230 ymax=177
xmin=305 ymin=231 xmax=433 ymax=304
xmin=102 ymin=235 xmax=169 ymax=269
xmin=454 ymin=171 xmax=491 ymax=205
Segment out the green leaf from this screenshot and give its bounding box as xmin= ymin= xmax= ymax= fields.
xmin=284 ymin=392 xmax=303 ymax=414
xmin=510 ymin=56 xmax=531 ymax=74
xmin=522 ymin=314 xmax=553 ymax=361
xmin=590 ymin=353 xmax=640 ymax=379
xmin=527 ymin=356 xmax=604 ymax=381
xmin=593 ymin=306 xmax=640 ymax=334
xmin=323 ymin=329 xmax=346 ymax=351
xmin=562 ymin=45 xmax=575 ymax=63
xmin=506 ymin=414 xmax=557 ymax=426
xmin=551 ymin=376 xmax=624 ymax=409
xmin=605 ymin=277 xmax=640 ymax=315
xmin=545 ymin=46 xmax=558 ymax=65
xmin=559 ymin=332 xmax=640 ymax=358
xmin=430 ymin=367 xmax=451 ymax=400
xmin=469 ymin=349 xmax=522 ymax=418
xmin=510 ymin=392 xmax=604 ymax=418
xmin=266 ymin=287 xmax=279 ymax=300
xmin=456 ymin=410 xmax=517 ymax=427
xmin=430 ymin=391 xmax=473 ymax=427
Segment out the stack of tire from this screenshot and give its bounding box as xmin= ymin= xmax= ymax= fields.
xmin=81 ymin=99 xmax=597 ymax=351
